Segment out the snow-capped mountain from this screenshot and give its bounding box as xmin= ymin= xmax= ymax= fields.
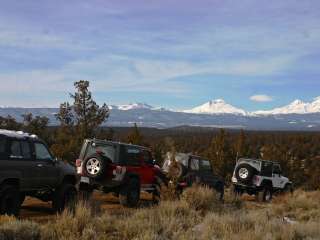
xmin=183 ymin=99 xmax=247 ymax=115
xmin=253 ymin=97 xmax=320 ymax=115
xmin=110 ymin=103 xmax=153 ymax=111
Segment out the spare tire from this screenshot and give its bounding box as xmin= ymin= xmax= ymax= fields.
xmin=235 ymin=163 xmax=256 ymax=184
xmin=84 ymin=154 xmax=108 ymax=179
xmin=169 ymin=162 xmax=188 ymax=180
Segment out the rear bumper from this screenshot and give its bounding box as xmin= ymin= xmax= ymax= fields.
xmin=233 ymin=183 xmax=263 ymax=192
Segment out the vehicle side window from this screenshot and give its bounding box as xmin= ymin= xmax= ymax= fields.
xmin=35 ymin=143 xmax=53 ymax=161
xmin=0 ymin=136 xmax=7 ymax=160
xmin=126 ymin=147 xmax=141 ymax=166
xmin=10 ymin=140 xmax=22 ymax=159
xmin=273 ymin=165 xmax=281 ymax=175
xmin=200 ymin=159 xmax=212 ymax=171
xmin=142 ymin=150 xmax=153 ymax=165
xmin=190 ymin=158 xmax=199 ymax=170
xmin=261 ymin=162 xmax=273 ymax=177
xmin=21 ymin=141 xmax=31 ymax=159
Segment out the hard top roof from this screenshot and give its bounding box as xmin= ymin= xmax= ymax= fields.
xmin=0 ymin=129 xmax=39 ymax=140
xmin=238 ymin=158 xmax=280 ymax=165
xmin=87 ymin=138 xmax=150 ymax=150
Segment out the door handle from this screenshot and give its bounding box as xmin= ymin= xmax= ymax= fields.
xmin=37 ymin=164 xmax=43 ymax=167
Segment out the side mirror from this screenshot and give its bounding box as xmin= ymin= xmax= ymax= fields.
xmin=53 ymin=157 xmax=59 ymax=163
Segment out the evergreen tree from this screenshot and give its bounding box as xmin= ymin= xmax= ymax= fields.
xmin=127 ymin=123 xmax=143 ymax=145
xmin=0 ymin=115 xmax=22 ymax=130
xmin=22 ymin=113 xmax=50 ymax=142
xmin=51 ymin=80 xmax=109 ymax=162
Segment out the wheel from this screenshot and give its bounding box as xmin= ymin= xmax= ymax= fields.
xmin=78 ymin=190 xmax=92 ymax=202
xmin=78 ymin=183 xmax=93 ymax=202
xmin=84 ymin=154 xmax=108 ymax=179
xmin=256 ymin=187 xmax=273 ymax=202
xmin=119 ymin=178 xmax=140 ymax=207
xmin=53 ymin=183 xmax=77 ymax=213
xmin=152 ymin=176 xmax=164 ymax=204
xmin=233 ymin=185 xmax=242 ymax=200
xmin=169 ymin=162 xmax=187 ymax=179
xmin=283 ymin=184 xmax=293 ymax=194
xmin=0 ymin=184 xmax=20 ymax=216
xmin=235 ymin=163 xmax=256 ymax=184
xmin=215 ymin=181 xmax=225 ymax=201
xmin=19 ymin=193 xmax=26 ymax=206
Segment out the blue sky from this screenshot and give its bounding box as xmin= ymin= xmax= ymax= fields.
xmin=0 ymin=0 xmax=319 ymax=110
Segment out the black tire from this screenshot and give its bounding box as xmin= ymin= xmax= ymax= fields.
xmin=119 ymin=178 xmax=140 ymax=207
xmin=215 ymin=181 xmax=225 ymax=201
xmin=152 ymin=176 xmax=164 ymax=204
xmin=233 ymin=185 xmax=242 ymax=200
xmin=256 ymin=187 xmax=273 ymax=202
xmin=283 ymin=184 xmax=293 ymax=194
xmin=235 ymin=163 xmax=256 ymax=184
xmin=78 ymin=183 xmax=93 ymax=202
xmin=0 ymin=185 xmax=20 ymax=216
xmin=52 ymin=183 xmax=77 ymax=213
xmin=19 ymin=193 xmax=26 ymax=206
xmin=84 ymin=154 xmax=108 ymax=179
xmin=170 ymin=162 xmax=187 ymax=180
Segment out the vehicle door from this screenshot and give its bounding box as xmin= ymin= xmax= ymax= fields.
xmin=272 ymin=164 xmax=284 ymax=189
xmin=33 ymin=141 xmax=59 ymax=188
xmin=123 ymin=146 xmax=143 ymax=180
xmin=198 ymin=159 xmax=216 ymax=187
xmin=140 ymin=150 xmax=156 ymax=187
xmin=187 ymin=157 xmax=200 ymax=185
xmin=3 ymin=138 xmax=36 ymax=190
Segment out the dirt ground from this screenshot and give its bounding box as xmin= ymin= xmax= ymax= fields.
xmin=19 ymin=191 xmax=153 ymax=223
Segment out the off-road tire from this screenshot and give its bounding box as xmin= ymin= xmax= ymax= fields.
xmin=152 ymin=176 xmax=165 ymax=204
xmin=119 ymin=178 xmax=140 ymax=207
xmin=169 ymin=162 xmax=187 ymax=180
xmin=0 ymin=184 xmax=20 ymax=216
xmin=78 ymin=190 xmax=93 ymax=202
xmin=19 ymin=193 xmax=26 ymax=206
xmin=283 ymin=183 xmax=293 ymax=194
xmin=256 ymin=187 xmax=273 ymax=202
xmin=78 ymin=183 xmax=93 ymax=202
xmin=235 ymin=163 xmax=256 ymax=184
xmin=52 ymin=183 xmax=77 ymax=213
xmin=84 ymin=154 xmax=108 ymax=179
xmin=215 ymin=181 xmax=225 ymax=201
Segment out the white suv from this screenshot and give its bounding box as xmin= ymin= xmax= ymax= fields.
xmin=232 ymin=158 xmax=293 ymax=201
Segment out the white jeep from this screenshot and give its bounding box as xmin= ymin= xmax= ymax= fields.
xmin=231 ymin=158 xmax=293 ymax=202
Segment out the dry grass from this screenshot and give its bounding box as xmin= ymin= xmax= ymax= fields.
xmin=1 ymin=186 xmax=320 ymax=240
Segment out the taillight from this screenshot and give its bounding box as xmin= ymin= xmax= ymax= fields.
xmin=76 ymin=159 xmax=82 ymax=167
xmin=252 ymin=175 xmax=261 ymax=185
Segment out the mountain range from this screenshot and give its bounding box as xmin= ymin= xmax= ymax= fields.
xmin=1 ymin=98 xmax=320 ymax=131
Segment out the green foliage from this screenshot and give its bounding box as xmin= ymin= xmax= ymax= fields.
xmin=70 ymin=80 xmax=109 ymax=139
xmin=51 ymin=80 xmax=110 ymax=162
xmin=0 ymin=115 xmax=22 ymax=130
xmin=127 ymin=123 xmax=143 ymax=145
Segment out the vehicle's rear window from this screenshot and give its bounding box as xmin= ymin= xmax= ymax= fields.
xmin=85 ymin=143 xmax=116 ymax=163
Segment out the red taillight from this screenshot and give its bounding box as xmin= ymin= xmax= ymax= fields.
xmin=179 ymin=182 xmax=188 ymax=187
xmin=76 ymin=159 xmax=82 ymax=167
xmin=253 ymin=175 xmax=260 ymax=185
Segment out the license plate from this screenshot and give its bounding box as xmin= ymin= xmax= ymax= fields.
xmin=80 ymin=176 xmax=90 ymax=184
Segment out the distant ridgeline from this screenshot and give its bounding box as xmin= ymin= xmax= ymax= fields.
xmin=0 ymin=107 xmax=320 ymax=131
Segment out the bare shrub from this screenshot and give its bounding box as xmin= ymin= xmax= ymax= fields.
xmin=0 ymin=218 xmax=40 ymax=240
xmin=181 ymin=185 xmax=221 ymax=212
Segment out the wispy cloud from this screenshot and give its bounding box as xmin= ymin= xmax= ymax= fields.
xmin=250 ymin=95 xmax=273 ymax=102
